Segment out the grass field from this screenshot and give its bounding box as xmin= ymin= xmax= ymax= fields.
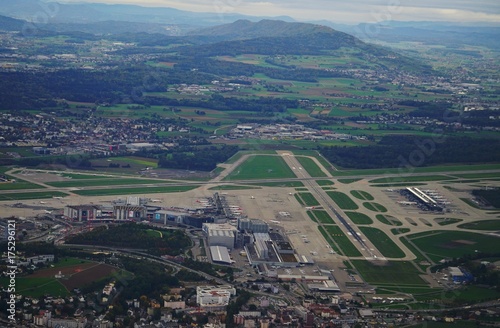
xmin=363 ymin=202 xmax=388 ymax=213
xmin=352 ymin=260 xmax=427 ymax=285
xmin=345 ymin=211 xmax=373 ymax=225
xmin=458 ymin=220 xmax=500 ymax=230
xmin=297 ymin=192 xmax=320 ymax=206
xmin=337 ymin=178 xmax=361 ymax=184
xmin=333 ymin=164 xmax=500 ymax=177
xmin=350 ymin=190 xmax=374 ymax=201
xmin=71 ymin=185 xmax=199 ymax=196
xmin=310 ymin=210 xmax=335 ymax=224
xmin=326 ymin=191 xmax=359 ymax=210
xmin=316 ymin=180 xmax=335 ymax=186
xmin=208 ymin=185 xmax=261 ymax=190
xmin=369 ymin=175 xmax=455 ymax=184
xmin=391 ymin=228 xmax=411 ymax=235
xmin=249 ymin=181 xmax=304 ymax=187
xmin=0 ymin=191 xmax=69 ymax=201
xmin=376 ymin=214 xmax=403 ymax=226
xmin=307 ymin=211 xmax=317 ymax=223
xmin=359 ymin=227 xmax=406 ymax=258
xmin=295 ymin=156 xmax=327 ymax=177
xmin=0 ymin=277 xmax=69 ymax=298
xmin=434 ymin=218 xmax=463 ymax=226
xmin=224 ymin=155 xmax=296 ymax=180
xmin=408 ymin=231 xmax=500 ymax=262
xmin=319 ymin=225 xmax=362 ymax=257
xmin=46 ymin=178 xmax=169 ymax=188
xmin=0 ymin=177 xmax=44 ymax=191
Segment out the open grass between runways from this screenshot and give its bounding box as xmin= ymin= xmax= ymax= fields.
xmin=319 ymin=225 xmax=362 ymax=257
xmin=71 ymin=185 xmax=199 ymax=196
xmin=369 ymin=175 xmax=456 ymax=184
xmin=326 ymin=191 xmax=359 ymax=210
xmin=363 ymin=202 xmax=388 ymax=212
xmin=345 ymin=212 xmax=373 ymax=225
xmin=359 ymin=227 xmax=406 ymax=258
xmin=46 ymin=178 xmax=169 ymax=188
xmin=376 ymin=214 xmax=403 ymax=226
xmin=296 ymin=192 xmax=320 ymax=206
xmin=310 ymin=210 xmax=335 ymax=224
xmin=407 ymin=230 xmax=500 ymax=262
xmin=0 ymin=191 xmax=69 ymax=201
xmin=458 ymin=220 xmax=500 ymax=231
xmin=295 ymin=156 xmax=327 ymax=177
xmin=351 ymin=260 xmax=427 ymax=286
xmin=224 ymin=155 xmax=296 ymax=180
xmin=350 ymin=190 xmax=374 ymax=201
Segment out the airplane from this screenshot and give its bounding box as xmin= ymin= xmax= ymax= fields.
xmin=398 ymin=201 xmax=417 ymax=205
xmin=270 ymin=220 xmax=281 ymax=224
xmin=53 ymin=196 xmax=63 ymax=199
xmin=40 ymin=201 xmax=47 ymax=204
xmin=44 ymin=210 xmax=53 ymax=214
xmin=305 ymin=206 xmax=315 ymax=210
xmin=250 ymin=196 xmax=255 ymax=199
xmin=150 ymin=199 xmax=162 ymax=203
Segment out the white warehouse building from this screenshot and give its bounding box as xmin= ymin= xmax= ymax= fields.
xmin=202 ymin=223 xmax=237 ymax=249
xmin=196 ymin=285 xmax=236 ymax=310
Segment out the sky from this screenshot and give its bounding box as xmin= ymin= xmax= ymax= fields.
xmin=58 ymin=0 xmax=500 ymax=24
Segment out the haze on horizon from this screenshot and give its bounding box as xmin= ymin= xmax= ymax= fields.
xmin=57 ymin=0 xmax=500 ymax=24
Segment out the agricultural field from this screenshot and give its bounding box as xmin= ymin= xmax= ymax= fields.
xmin=407 ymin=231 xmax=500 ymax=262
xmin=359 ymin=227 xmax=406 ymax=258
xmin=224 ymin=155 xmax=296 ymax=180
xmin=326 ymin=191 xmax=359 ymax=210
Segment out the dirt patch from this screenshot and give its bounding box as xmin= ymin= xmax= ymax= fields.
xmin=60 ymin=263 xmax=119 ymax=291
xmin=453 ymin=239 xmax=476 ymax=245
xmin=30 ymin=263 xmax=98 ymax=278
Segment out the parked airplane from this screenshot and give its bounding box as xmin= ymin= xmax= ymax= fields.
xmin=270 ymin=220 xmax=281 ymax=224
xmin=52 ymin=196 xmax=63 ymax=199
xmin=305 ymin=206 xmax=315 ymax=210
xmin=44 ymin=210 xmax=53 ymax=214
xmin=40 ymin=201 xmax=47 ymax=204
xmin=151 ymin=199 xmax=162 ymax=203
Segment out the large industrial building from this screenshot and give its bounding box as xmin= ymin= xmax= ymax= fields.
xmin=196 ymin=285 xmax=236 ymax=310
xmin=237 ymin=218 xmax=269 ymax=233
xmin=202 ymin=223 xmax=237 ymax=249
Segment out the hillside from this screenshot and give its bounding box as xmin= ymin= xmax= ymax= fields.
xmin=188 ymin=19 xmax=333 ymax=40
xmin=179 ymin=20 xmax=433 ymax=75
xmin=0 ymin=15 xmax=25 ymax=31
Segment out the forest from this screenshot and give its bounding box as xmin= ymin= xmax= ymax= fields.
xmin=319 ymin=136 xmax=500 ymax=169
xmin=66 ymin=223 xmax=191 ymax=256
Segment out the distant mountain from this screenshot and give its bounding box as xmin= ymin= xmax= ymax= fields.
xmin=0 ymin=0 xmax=295 ymax=28
xmin=0 ymin=15 xmax=25 ymax=31
xmin=318 ymin=21 xmax=500 ymax=49
xmin=188 ymin=19 xmax=332 ymax=40
xmin=179 ymin=20 xmax=433 ymax=75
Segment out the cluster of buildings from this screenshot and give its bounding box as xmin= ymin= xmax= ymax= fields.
xmin=0 ymin=112 xmax=195 ymax=159
xmin=229 ymin=124 xmax=361 ymax=141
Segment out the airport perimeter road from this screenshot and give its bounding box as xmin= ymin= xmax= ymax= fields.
xmin=278 ymin=151 xmax=387 ymax=260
